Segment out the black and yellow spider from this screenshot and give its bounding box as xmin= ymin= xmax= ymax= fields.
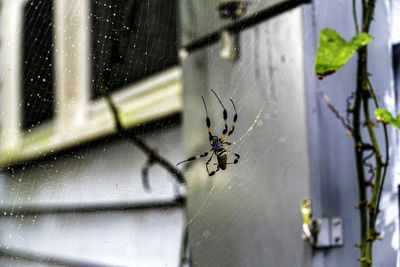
xmin=177 ymin=90 xmax=240 ymax=176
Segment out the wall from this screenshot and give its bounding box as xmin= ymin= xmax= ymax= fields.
xmin=303 ymin=0 xmax=397 ymax=266
xmin=0 ymin=126 xmax=185 ymax=267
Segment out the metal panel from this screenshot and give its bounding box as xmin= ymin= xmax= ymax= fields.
xmin=0 ymin=209 xmax=185 ymax=267
xmin=182 ymin=7 xmax=311 ymax=266
xmin=180 ymin=0 xmax=306 ymax=47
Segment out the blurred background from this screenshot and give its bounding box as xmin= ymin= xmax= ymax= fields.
xmin=0 ymin=0 xmax=399 ymax=266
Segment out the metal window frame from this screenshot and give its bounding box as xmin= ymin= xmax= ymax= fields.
xmin=0 ymin=0 xmax=182 ymax=166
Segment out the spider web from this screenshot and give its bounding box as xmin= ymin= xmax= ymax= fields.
xmin=0 ymin=0 xmax=184 ymax=266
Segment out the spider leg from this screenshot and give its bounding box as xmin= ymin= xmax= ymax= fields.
xmin=222 ymin=99 xmax=237 ymax=141
xmin=176 ymin=149 xmax=213 ymax=166
xmin=222 ymin=142 xmax=232 ymax=146
xmin=202 ymin=96 xmax=214 ymax=145
xmin=224 ymin=149 xmax=240 ymax=164
xmin=208 ymin=166 xmax=220 ymax=176
xmin=206 ymin=152 xmax=219 ymax=176
xmin=211 ymin=89 xmax=228 ymax=139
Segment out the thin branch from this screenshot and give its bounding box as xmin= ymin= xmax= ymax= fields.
xmin=102 ymin=89 xmax=185 ymax=185
xmin=366 ymin=77 xmax=390 ymax=211
xmin=346 ymin=92 xmax=355 ymax=126
xmin=353 ymin=0 xmax=360 ymax=34
xmin=317 ymin=90 xmax=352 ymax=132
xmin=363 ymin=149 xmax=375 ymax=187
xmin=142 ymin=157 xmax=155 ymax=192
xmin=97 ymin=2 xmax=185 ymax=187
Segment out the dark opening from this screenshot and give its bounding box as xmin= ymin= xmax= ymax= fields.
xmin=90 ymin=0 xmax=178 ymax=100
xmin=22 ymin=0 xmax=55 ymax=131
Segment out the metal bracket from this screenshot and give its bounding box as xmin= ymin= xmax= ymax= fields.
xmin=300 ymin=199 xmax=343 ymax=248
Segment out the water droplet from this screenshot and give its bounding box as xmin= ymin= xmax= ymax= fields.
xmin=202 ymin=230 xmax=210 ymax=238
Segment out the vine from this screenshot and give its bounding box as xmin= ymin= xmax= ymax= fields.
xmin=314 ymin=0 xmax=396 ymax=266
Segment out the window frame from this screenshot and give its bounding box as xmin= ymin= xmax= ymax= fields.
xmin=0 ymin=0 xmax=182 ymax=166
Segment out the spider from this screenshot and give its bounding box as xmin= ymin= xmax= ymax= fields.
xmin=177 ymin=89 xmax=240 ymax=176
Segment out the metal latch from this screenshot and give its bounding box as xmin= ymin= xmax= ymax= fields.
xmin=300 ymin=199 xmax=343 ymax=248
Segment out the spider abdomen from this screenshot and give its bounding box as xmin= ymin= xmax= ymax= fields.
xmin=216 ymin=150 xmax=227 ymax=170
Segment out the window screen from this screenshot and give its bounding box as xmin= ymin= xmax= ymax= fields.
xmin=90 ymin=0 xmax=178 ymax=100
xmin=22 ymin=0 xmax=55 ymax=131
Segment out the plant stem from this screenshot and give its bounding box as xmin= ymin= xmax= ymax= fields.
xmin=353 ymin=0 xmax=359 ymax=34
xmin=367 ymin=77 xmax=390 ymax=214
xmin=353 ymin=47 xmax=368 ymax=266
xmin=363 ymin=91 xmax=381 ymax=265
xmin=353 ymin=1 xmax=379 ymax=266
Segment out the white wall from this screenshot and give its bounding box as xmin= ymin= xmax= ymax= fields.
xmin=0 ymin=126 xmax=185 ymax=267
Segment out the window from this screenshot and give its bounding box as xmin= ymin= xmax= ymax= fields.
xmin=0 ymin=0 xmax=182 ymax=165
xmin=22 ymin=0 xmax=55 ymax=131
xmin=90 ymin=0 xmax=178 ymax=99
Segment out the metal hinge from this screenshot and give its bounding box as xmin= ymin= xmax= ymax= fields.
xmin=300 ymin=199 xmax=343 ymax=248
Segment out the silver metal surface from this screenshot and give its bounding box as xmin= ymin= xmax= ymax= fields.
xmin=331 ymin=217 xmax=344 ymax=247
xmin=179 ymin=0 xmax=307 ymax=47
xmin=182 ymin=7 xmax=312 ymax=267
xmin=313 ymin=217 xmax=343 ymax=248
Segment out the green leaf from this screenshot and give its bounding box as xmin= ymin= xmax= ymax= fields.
xmin=315 ymin=28 xmax=372 ymax=79
xmin=375 ymin=108 xmax=400 ymax=129
xmin=375 ymin=108 xmax=393 ymax=122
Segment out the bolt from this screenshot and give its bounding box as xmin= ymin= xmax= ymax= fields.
xmin=333 ymin=218 xmax=340 ymax=226
xmin=334 ymin=236 xmax=341 ymax=243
